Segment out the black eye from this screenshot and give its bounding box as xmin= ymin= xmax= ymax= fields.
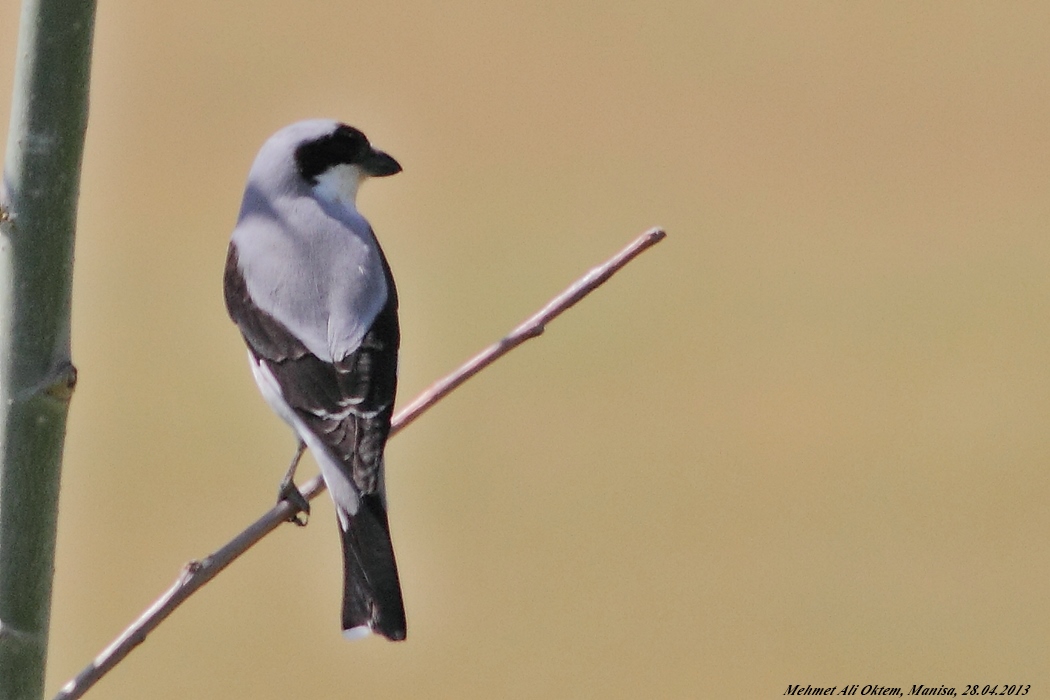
xmin=294 ymin=125 xmax=369 ymax=184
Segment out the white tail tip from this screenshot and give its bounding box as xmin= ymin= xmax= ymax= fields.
xmin=342 ymin=625 xmax=372 ymax=641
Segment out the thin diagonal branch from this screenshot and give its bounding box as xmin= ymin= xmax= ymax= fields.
xmin=392 ymin=227 xmax=666 ymax=434
xmin=53 ymin=227 xmax=666 ymax=700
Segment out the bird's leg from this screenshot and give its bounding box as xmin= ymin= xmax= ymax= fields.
xmin=278 ymin=440 xmax=311 ymax=526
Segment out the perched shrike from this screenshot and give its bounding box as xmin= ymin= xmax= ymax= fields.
xmin=224 ymin=120 xmax=406 ymax=641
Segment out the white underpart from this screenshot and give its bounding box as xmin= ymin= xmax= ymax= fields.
xmin=250 ymin=354 xmax=359 ymax=527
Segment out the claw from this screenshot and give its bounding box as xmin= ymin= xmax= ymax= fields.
xmin=278 ymin=478 xmax=311 ymax=526
xmin=277 ymin=440 xmax=310 ymax=526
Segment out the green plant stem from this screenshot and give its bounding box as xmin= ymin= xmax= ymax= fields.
xmin=0 ymin=1 xmax=96 ymax=698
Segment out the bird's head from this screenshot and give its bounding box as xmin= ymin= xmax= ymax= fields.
xmin=248 ymin=119 xmax=401 ymax=209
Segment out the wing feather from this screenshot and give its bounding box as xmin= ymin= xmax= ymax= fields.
xmin=224 ymin=242 xmax=399 ymax=494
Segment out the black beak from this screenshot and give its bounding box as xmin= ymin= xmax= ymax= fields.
xmin=359 ymin=147 xmax=402 ymax=177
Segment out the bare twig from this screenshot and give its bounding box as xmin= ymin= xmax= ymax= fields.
xmin=53 ymin=227 xmax=666 ymax=700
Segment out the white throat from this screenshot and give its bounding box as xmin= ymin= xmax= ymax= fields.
xmin=313 ymin=163 xmax=365 ymax=209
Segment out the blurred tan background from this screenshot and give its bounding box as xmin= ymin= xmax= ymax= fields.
xmin=3 ymin=2 xmax=1049 ymax=697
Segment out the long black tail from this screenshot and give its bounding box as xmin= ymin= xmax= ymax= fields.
xmin=339 ymin=494 xmax=407 ymax=641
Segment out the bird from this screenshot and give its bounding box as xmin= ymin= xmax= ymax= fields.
xmin=223 ymin=119 xmax=407 ymax=641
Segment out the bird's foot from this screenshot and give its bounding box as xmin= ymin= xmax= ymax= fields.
xmin=278 ymin=478 xmax=311 ymax=526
